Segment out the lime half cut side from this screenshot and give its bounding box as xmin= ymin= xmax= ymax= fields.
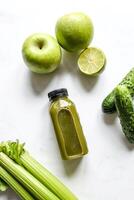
xmin=78 ymin=47 xmax=106 ymax=75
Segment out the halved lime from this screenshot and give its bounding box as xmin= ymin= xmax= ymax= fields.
xmin=78 ymin=47 xmax=106 ymax=75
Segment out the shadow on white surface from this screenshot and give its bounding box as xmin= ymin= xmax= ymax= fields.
xmin=29 ymin=70 xmax=57 ymax=94
xmin=102 ymin=112 xmax=117 ymax=125
xmin=60 ymin=49 xmax=80 ymax=74
xmin=115 ymin=125 xmax=134 ymax=150
xmin=103 ymin=112 xmax=134 ymax=150
xmin=121 ymin=136 xmax=134 ymax=151
xmin=0 ymin=188 xmax=20 ymax=200
xmin=28 ymin=49 xmax=99 ymax=94
xmin=62 ymin=158 xmax=82 ymax=176
xmin=61 ymin=50 xmax=99 ymax=91
xmin=78 ymin=73 xmax=99 ymax=91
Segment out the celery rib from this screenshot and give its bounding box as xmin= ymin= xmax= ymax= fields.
xmin=0 ymin=140 xmax=78 ymax=200
xmin=0 ymin=178 xmax=8 ymax=191
xmin=21 ymin=152 xmax=78 ymax=200
xmin=0 ymin=152 xmax=60 ymax=200
xmin=0 ymin=166 xmax=34 ymax=200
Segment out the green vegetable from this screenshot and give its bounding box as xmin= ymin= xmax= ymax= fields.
xmin=115 ymin=85 xmax=134 ymax=143
xmin=102 ymin=68 xmax=134 ymax=113
xmin=0 ymin=177 xmax=8 ymax=191
xmin=0 ymin=140 xmax=77 ymax=200
xmin=0 ymin=166 xmax=34 ymax=200
xmin=0 ymin=152 xmax=60 ymax=200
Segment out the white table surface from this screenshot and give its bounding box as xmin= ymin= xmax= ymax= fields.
xmin=0 ymin=0 xmax=134 ymax=199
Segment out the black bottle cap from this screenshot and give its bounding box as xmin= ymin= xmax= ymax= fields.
xmin=48 ymin=88 xmax=68 ymax=101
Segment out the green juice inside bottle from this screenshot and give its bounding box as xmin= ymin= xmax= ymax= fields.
xmin=48 ymin=88 xmax=88 ymax=160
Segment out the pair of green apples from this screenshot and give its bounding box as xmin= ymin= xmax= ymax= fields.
xmin=22 ymin=12 xmax=94 ymax=74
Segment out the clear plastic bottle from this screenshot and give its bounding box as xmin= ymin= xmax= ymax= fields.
xmin=48 ymin=88 xmax=88 ymax=160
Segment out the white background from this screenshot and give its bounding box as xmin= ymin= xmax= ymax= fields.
xmin=0 ymin=0 xmax=134 ymax=199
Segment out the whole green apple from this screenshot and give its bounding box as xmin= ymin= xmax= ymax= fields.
xmin=55 ymin=12 xmax=94 ymax=52
xmin=22 ymin=33 xmax=61 ymax=74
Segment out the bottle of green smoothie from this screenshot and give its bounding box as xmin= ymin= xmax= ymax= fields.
xmin=48 ymin=88 xmax=88 ymax=160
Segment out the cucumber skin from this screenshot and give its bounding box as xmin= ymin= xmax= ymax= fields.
xmin=115 ymin=85 xmax=134 ymax=143
xmin=102 ymin=68 xmax=134 ymax=113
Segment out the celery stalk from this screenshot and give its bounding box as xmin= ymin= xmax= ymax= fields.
xmin=21 ymin=152 xmax=78 ymax=200
xmin=0 ymin=166 xmax=34 ymax=200
xmin=0 ymin=140 xmax=78 ymax=200
xmin=0 ymin=152 xmax=60 ymax=200
xmin=0 ymin=178 xmax=8 ymax=191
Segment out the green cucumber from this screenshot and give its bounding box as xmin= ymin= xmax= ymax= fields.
xmin=115 ymin=85 xmax=134 ymax=143
xmin=102 ymin=68 xmax=134 ymax=113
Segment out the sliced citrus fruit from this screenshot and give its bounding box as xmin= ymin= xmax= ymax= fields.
xmin=78 ymin=47 xmax=106 ymax=75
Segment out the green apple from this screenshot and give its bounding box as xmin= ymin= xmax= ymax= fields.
xmin=55 ymin=12 xmax=94 ymax=52
xmin=22 ymin=33 xmax=61 ymax=74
